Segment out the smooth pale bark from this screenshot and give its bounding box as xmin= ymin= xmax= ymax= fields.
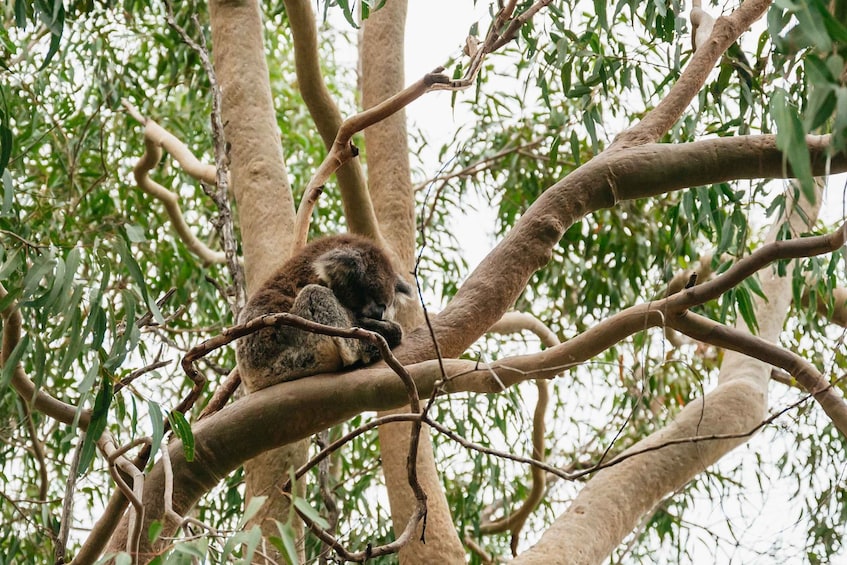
xmin=514 ymin=186 xmax=823 ymax=564
xmin=106 ymin=0 xmax=308 ymax=559
xmin=361 ymin=2 xmax=466 ymax=562
xmin=282 ymin=0 xmax=380 ymax=240
xmin=208 ymin=0 xmax=305 ymax=562
xmin=207 ymin=0 xmax=295 ymax=291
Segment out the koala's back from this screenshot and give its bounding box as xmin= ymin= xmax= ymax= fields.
xmin=236 ymin=234 xmax=398 ymax=391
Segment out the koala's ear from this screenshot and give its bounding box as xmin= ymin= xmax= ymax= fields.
xmin=395 ymin=276 xmax=413 ymax=298
xmin=314 ymin=248 xmax=365 ymax=286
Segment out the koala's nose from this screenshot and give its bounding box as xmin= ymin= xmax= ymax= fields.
xmin=365 ymin=303 xmax=386 ymax=319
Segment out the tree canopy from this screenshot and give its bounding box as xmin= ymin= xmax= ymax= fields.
xmin=2 ymin=0 xmax=847 ymax=563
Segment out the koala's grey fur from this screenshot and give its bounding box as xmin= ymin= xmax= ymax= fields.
xmin=237 ymin=234 xmax=411 ymax=391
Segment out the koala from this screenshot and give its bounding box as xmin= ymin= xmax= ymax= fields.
xmin=236 ymin=234 xmax=412 ymax=391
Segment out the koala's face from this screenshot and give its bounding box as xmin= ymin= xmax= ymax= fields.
xmin=314 ymin=245 xmax=412 ymax=321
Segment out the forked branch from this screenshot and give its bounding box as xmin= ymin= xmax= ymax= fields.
xmin=292 ymin=0 xmax=555 ymax=249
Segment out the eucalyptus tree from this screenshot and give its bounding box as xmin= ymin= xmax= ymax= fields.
xmin=2 ymin=0 xmax=847 ymax=563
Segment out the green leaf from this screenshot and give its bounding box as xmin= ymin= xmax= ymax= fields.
xmin=1 ymin=332 xmax=29 ymax=390
xmin=293 ymin=497 xmax=330 ymax=529
xmin=269 ymin=522 xmax=300 ymax=565
xmin=125 ymin=224 xmax=146 ymax=243
xmin=78 ymin=357 xmax=100 ymax=395
xmin=147 ymin=400 xmax=164 ymax=464
xmin=735 ymin=286 xmax=759 ymax=333
xmin=78 ymin=373 xmax=112 ymax=475
xmin=223 ymin=527 xmax=261 ymax=562
xmin=168 ymin=411 xmax=195 ymax=462
xmin=239 ymin=495 xmax=267 ymax=529
xmin=744 ymin=273 xmax=767 ymax=300
xmin=35 ymin=0 xmax=64 ymax=70
xmin=334 ymin=0 xmax=359 ymax=28
xmin=171 ymin=538 xmax=207 ymax=558
xmin=148 ymin=521 xmax=163 ymax=545
xmin=771 ymin=90 xmax=815 ymax=203
xmin=115 ymin=234 xmax=164 ymax=325
xmin=0 ymin=91 xmax=12 ymax=178
xmin=0 ymin=250 xmax=20 ymax=280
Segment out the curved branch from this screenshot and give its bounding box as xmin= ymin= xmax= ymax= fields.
xmin=614 ymin=0 xmax=772 ymax=146
xmin=669 ymin=312 xmax=847 ymax=435
xmin=282 ymin=0 xmax=378 ymax=241
xmin=122 ymin=100 xmax=226 ymax=266
xmin=1 ymin=283 xmax=89 ymax=428
xmin=116 ymin=216 xmax=847 ymax=556
xmin=399 ymin=134 xmax=847 ymax=364
xmin=293 ymin=69 xmax=452 ymax=249
xmin=293 ymin=0 xmax=556 ymax=250
xmin=481 ymin=312 xmax=556 ymax=554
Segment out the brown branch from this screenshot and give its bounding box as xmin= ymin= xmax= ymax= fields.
xmin=102 ymin=435 xmax=150 ymax=557
xmin=614 ymin=0 xmax=772 ymax=146
xmin=1 ymin=283 xmax=89 ymax=429
xmin=197 ymin=368 xmax=241 ymax=420
xmin=115 ymin=359 xmax=173 ymax=395
xmin=293 ymin=70 xmax=452 ymax=249
xmin=670 ymin=312 xmax=847 ymax=435
xmin=292 ymin=0 xmax=555 ymax=249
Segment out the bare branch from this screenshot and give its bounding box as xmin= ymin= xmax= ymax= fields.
xmin=282 ymin=0 xmax=378 ymax=241
xmin=122 ymin=100 xmax=226 ymax=266
xmin=292 ymin=0 xmax=555 ymax=249
xmin=614 ymin=0 xmax=772 ymax=146
xmin=197 ymin=368 xmax=241 ymax=420
xmin=293 ymin=70 xmax=452 ymax=249
xmin=670 ymin=312 xmax=847 ymax=435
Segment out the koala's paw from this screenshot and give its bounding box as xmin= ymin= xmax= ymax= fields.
xmin=357 ymin=317 xmax=403 ymax=348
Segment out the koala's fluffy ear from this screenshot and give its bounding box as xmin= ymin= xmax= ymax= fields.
xmin=314 ymin=248 xmax=365 ymax=286
xmin=395 ymin=276 xmax=413 ymax=298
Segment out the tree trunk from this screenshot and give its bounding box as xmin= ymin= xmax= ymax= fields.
xmin=209 ymin=0 xmax=304 ymax=561
xmin=361 ymin=2 xmax=466 ymax=562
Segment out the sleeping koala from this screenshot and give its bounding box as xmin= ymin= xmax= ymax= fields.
xmin=236 ymin=234 xmax=412 ymax=391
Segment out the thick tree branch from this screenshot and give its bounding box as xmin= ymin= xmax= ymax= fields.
xmin=401 ymin=134 xmax=847 ymax=364
xmin=669 ymin=312 xmax=847 ymax=434
xmin=113 ymin=213 xmax=847 ymax=554
xmin=208 ymin=0 xmax=296 ymax=292
xmin=282 ymin=0 xmax=378 ymax=241
xmin=293 ymin=69 xmax=452 ymax=250
xmin=614 ymin=0 xmax=772 ymax=146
